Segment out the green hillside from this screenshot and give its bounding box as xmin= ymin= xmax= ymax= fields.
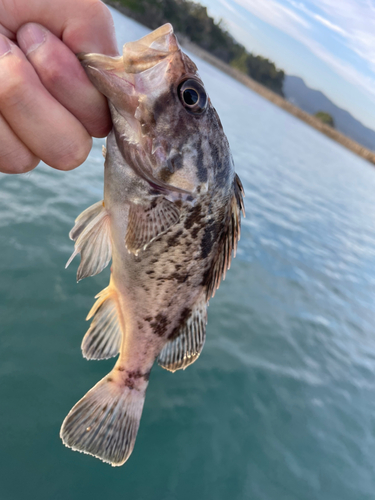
xmin=106 ymin=0 xmax=285 ymax=95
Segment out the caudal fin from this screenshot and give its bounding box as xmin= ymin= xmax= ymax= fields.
xmin=60 ymin=374 xmax=146 ymax=466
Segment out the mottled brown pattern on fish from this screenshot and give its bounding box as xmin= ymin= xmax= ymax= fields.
xmin=125 ymin=369 xmax=151 ymax=388
xmin=112 ymin=189 xmax=230 ymax=344
xmin=184 ymin=204 xmax=203 ymax=230
xmin=62 ymin=24 xmax=244 ymax=467
xmin=167 ymin=229 xmax=184 ymax=247
xmin=168 ymin=307 xmax=192 ymax=341
xmin=150 ymin=313 xmax=169 ymax=337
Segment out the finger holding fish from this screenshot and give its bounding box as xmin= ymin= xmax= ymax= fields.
xmin=17 ymin=23 xmax=112 ymax=138
xmin=0 ymin=112 xmax=39 ymax=174
xmin=0 ymin=35 xmax=92 ymax=171
xmin=0 ymin=0 xmax=117 ymax=55
xmin=0 ymin=0 xmax=117 ymax=173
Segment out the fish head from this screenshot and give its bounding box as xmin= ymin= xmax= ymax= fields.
xmin=79 ymin=24 xmax=232 ymax=199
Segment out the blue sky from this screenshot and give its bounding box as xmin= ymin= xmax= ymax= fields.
xmin=200 ymin=0 xmax=375 ymax=131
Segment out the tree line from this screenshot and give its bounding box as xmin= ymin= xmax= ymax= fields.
xmin=107 ymin=0 xmax=285 ymax=95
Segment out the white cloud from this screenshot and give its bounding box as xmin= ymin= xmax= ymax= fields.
xmin=285 ymin=0 xmax=347 ymax=35
xmin=218 ymin=0 xmax=240 ymax=16
xmin=305 ymin=37 xmax=375 ymax=102
xmin=231 ymin=0 xmax=375 ymax=104
xmin=305 ymin=0 xmax=375 ymax=71
xmin=233 ymin=0 xmax=310 ymax=33
xmin=312 ymin=14 xmax=347 ymax=36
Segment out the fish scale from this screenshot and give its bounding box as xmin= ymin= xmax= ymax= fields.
xmin=60 ymin=23 xmax=244 ymax=466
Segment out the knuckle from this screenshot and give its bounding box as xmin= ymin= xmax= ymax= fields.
xmin=83 ymin=1 xmax=116 ymax=38
xmin=41 ymin=58 xmax=65 ymax=88
xmin=0 ymin=60 xmax=29 ymax=106
xmin=87 ymin=0 xmax=111 ymax=16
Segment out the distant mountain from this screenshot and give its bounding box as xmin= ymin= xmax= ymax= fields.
xmin=283 ymin=75 xmax=375 ymax=151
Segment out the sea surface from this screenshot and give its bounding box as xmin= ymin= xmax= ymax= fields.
xmin=1 ymin=8 xmax=375 ymax=500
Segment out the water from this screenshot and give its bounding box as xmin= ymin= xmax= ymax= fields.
xmin=1 ymin=9 xmax=375 ymax=499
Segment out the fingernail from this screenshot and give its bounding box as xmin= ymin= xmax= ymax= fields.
xmin=0 ymin=35 xmax=11 ymax=58
xmin=18 ymin=23 xmax=46 ymax=56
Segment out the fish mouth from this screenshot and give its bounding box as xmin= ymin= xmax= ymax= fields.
xmin=77 ymin=24 xmax=180 ymax=94
xmin=78 ymin=24 xmax=189 ymax=197
xmin=122 ymin=23 xmax=180 ymax=74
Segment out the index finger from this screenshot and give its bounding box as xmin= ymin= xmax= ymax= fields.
xmin=2 ymin=0 xmax=118 ymax=55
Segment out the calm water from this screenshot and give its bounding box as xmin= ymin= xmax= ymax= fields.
xmin=1 ymin=9 xmax=375 ymax=500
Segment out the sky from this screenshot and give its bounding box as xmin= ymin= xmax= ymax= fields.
xmin=200 ymin=0 xmax=375 ymax=131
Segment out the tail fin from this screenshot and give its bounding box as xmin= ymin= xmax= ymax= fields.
xmin=60 ymin=373 xmax=147 ymax=466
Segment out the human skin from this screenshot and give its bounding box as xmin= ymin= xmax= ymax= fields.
xmin=0 ymin=0 xmax=118 ymax=174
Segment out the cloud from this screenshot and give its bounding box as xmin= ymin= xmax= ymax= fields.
xmin=231 ymin=0 xmax=375 ymax=104
xmin=285 ymin=0 xmax=347 ymax=36
xmin=233 ymin=0 xmax=310 ymax=33
xmin=305 ymin=37 xmax=375 ymax=103
xmin=218 ymin=0 xmax=240 ymax=16
xmin=311 ymin=14 xmax=347 ymax=35
xmin=303 ymin=0 xmax=375 ymax=71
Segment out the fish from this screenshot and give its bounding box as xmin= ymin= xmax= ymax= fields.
xmin=60 ymin=23 xmax=245 ymax=466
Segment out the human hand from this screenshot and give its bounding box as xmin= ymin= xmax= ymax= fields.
xmin=0 ymin=0 xmax=118 ymax=174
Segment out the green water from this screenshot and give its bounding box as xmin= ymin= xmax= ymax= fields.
xmin=1 ymin=10 xmax=375 ymax=500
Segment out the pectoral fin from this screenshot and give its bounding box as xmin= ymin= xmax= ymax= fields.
xmin=158 ymin=297 xmax=207 ymax=372
xmin=66 ymin=201 xmax=112 ymax=281
xmin=81 ymin=285 xmax=122 ymax=360
xmin=205 ymin=174 xmax=245 ymax=298
xmin=125 ymin=197 xmax=180 ymax=256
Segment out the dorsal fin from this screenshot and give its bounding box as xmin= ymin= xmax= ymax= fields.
xmin=125 ymin=197 xmax=180 ymax=256
xmin=205 ymin=174 xmax=245 ymax=299
xmin=158 ymin=297 xmax=207 ymax=372
xmin=81 ymin=285 xmax=122 ymax=360
xmin=66 ymin=200 xmax=112 ymax=282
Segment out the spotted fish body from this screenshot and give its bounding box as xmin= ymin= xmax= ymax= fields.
xmin=60 ymin=24 xmax=244 ymax=466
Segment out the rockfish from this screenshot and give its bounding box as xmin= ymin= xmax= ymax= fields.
xmin=60 ymin=23 xmax=245 ymax=466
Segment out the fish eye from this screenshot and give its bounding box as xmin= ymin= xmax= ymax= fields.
xmin=178 ymin=79 xmax=207 ymax=114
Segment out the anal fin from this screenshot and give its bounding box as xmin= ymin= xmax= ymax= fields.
xmin=82 ymin=285 xmax=122 ymax=360
xmin=158 ymin=297 xmax=207 ymax=372
xmin=125 ymin=197 xmax=180 ymax=256
xmin=66 ymin=200 xmax=112 ymax=281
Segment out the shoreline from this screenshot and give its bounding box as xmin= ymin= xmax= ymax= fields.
xmin=181 ymin=40 xmax=375 ymax=166
xmin=107 ymin=2 xmax=375 ymax=166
